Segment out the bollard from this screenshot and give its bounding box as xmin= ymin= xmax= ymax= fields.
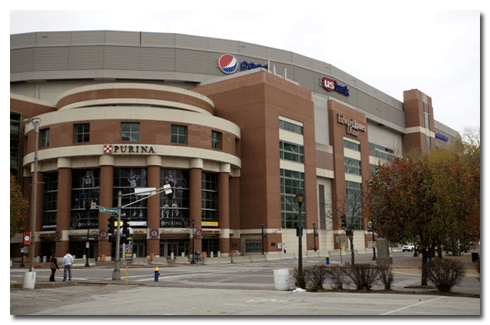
xmin=326 ymin=255 xmax=330 ymax=265
xmin=154 ymin=266 xmax=160 ymax=282
xmin=125 ymin=268 xmax=129 ymax=285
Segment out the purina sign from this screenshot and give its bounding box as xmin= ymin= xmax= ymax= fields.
xmin=103 ymin=144 xmax=155 ymax=154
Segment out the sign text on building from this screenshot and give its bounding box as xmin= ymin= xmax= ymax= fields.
xmin=104 ymin=144 xmax=155 ymax=154
xmin=337 ymin=114 xmax=366 ymax=137
xmin=323 ymin=77 xmax=349 ymax=96
xmin=435 ymin=133 xmax=449 ymax=142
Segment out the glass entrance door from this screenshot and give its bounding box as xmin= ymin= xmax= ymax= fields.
xmin=160 ymin=240 xmax=189 ymax=258
xmin=133 ymin=241 xmax=146 ymax=258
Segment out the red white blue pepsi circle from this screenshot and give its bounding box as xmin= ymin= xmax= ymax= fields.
xmin=218 ymin=54 xmax=238 ymax=74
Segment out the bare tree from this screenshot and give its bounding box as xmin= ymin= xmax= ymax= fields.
xmin=320 ymin=183 xmax=365 ymax=265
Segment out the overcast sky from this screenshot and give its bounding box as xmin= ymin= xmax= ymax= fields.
xmin=9 ymin=3 xmax=484 ymax=134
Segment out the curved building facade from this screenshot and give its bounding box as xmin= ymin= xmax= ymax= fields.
xmin=10 ymin=31 xmax=459 ymax=262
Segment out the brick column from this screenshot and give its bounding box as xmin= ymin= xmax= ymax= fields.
xmin=146 ymin=163 xmax=161 ymax=257
xmin=189 ymin=159 xmax=202 ymax=256
xmin=218 ymin=164 xmax=230 ymax=254
xmin=98 ymin=157 xmax=114 ymax=260
xmin=56 ymin=168 xmax=71 ymax=257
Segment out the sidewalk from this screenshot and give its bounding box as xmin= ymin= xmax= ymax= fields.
xmin=10 ymin=251 xmax=479 ymax=270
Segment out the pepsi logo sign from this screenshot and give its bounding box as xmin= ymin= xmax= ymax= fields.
xmin=218 ymin=54 xmax=238 ymax=74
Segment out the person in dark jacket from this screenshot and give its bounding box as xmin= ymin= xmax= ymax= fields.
xmin=49 ymin=256 xmax=59 ymax=282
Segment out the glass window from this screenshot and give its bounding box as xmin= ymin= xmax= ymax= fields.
xmin=426 ymin=135 xmax=431 ymax=148
xmin=280 ymin=169 xmax=305 ymax=228
xmin=41 ymin=128 xmax=50 ymax=148
xmin=368 ymin=142 xmax=394 ymax=160
xmin=160 ymin=169 xmax=190 ymax=228
xmin=344 ymin=139 xmax=360 ymax=151
xmin=74 ymin=123 xmax=90 ymax=143
xmin=42 ymin=172 xmax=58 ymax=230
xmin=70 ymin=169 xmax=100 ymax=230
xmin=113 ymin=168 xmax=147 ymax=227
xmin=211 ymin=131 xmax=221 ymax=150
xmin=344 ymin=157 xmax=362 ymax=175
xmin=10 ymin=113 xmax=21 ymax=169
xmin=345 ymin=181 xmax=363 ymax=230
xmin=279 ymin=141 xmax=304 ymax=163
xmin=171 ymin=125 xmax=187 ymax=144
xmin=279 ymin=120 xmax=303 ymax=135
xmin=424 ymin=112 xmax=430 ymax=129
xmin=201 ymin=173 xmax=218 ymax=222
xmin=121 ymin=122 xmax=140 ymax=142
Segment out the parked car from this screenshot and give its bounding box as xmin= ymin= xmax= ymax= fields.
xmin=402 ymin=243 xmax=415 ymax=252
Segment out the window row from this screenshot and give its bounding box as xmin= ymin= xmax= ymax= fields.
xmin=280 ymin=169 xmax=305 ymax=229
xmin=279 ymin=119 xmax=303 ymax=135
xmin=41 ymin=168 xmax=219 ymax=230
xmin=344 ymin=157 xmax=362 ymax=175
xmin=345 ymin=181 xmax=363 ymax=230
xmin=38 ymin=123 xmax=224 ymax=150
xmin=279 ymin=141 xmax=304 ymax=163
xmin=343 ymin=139 xmax=360 ymax=151
xmin=368 ymin=142 xmax=394 ymax=160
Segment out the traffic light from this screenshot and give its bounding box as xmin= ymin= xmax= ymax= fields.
xmin=107 ymin=215 xmax=116 ymax=234
xmin=120 ymin=236 xmax=129 ymax=245
xmin=341 ymin=214 xmax=347 ymax=230
xmin=122 ymin=218 xmax=130 ymax=238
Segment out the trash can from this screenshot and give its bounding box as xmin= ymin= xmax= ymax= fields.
xmin=472 ymin=252 xmax=479 ymax=262
xmin=274 ymin=269 xmax=290 ymax=291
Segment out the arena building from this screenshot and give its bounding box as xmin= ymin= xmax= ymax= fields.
xmin=10 ymin=31 xmax=460 ymax=262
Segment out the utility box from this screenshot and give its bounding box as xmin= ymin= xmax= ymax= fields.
xmin=375 ymin=239 xmax=393 ymax=265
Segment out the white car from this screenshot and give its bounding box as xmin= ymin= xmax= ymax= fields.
xmin=402 ymin=243 xmax=415 ymax=252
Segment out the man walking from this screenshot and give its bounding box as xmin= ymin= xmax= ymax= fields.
xmin=63 ymin=252 xmax=74 ymax=281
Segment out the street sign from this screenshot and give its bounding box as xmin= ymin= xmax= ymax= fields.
xmin=23 ymin=232 xmax=30 ymax=245
xmin=99 ymin=207 xmax=118 ymax=214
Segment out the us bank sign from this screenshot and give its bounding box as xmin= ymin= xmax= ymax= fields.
xmin=103 ymin=144 xmax=155 ymax=154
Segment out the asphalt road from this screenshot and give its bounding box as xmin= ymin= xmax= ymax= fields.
xmin=10 ymin=251 xmax=481 ymax=316
xmin=11 ymin=285 xmax=480 ymax=316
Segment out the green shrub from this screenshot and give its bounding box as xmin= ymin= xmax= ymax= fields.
xmin=427 ymin=259 xmax=465 ymax=292
xmin=304 ymin=265 xmax=329 ymax=292
xmin=344 ymin=264 xmax=381 ymax=291
xmin=378 ymin=265 xmax=394 ymax=290
xmin=324 ymin=266 xmax=349 ymax=290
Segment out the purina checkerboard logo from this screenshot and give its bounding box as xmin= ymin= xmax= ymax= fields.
xmin=103 ymin=144 xmax=113 ymax=153
xmin=218 ymin=54 xmax=238 ymax=74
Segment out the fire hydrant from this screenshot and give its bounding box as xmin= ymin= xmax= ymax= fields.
xmin=326 ymin=255 xmax=330 ymax=265
xmin=154 ymin=266 xmax=160 ymax=282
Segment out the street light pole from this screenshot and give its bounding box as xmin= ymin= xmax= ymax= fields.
xmin=25 ymin=118 xmax=40 ymax=273
xmin=313 ymin=223 xmax=317 ymax=252
xmin=296 ymin=192 xmax=305 ymax=289
xmin=22 ymin=117 xmax=40 ymax=289
xmin=85 ymin=202 xmax=91 ymax=267
xmin=112 ymin=191 xmax=122 ymax=280
xmin=191 ymin=219 xmax=196 ymax=264
xmin=261 ymin=221 xmax=264 ymax=255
